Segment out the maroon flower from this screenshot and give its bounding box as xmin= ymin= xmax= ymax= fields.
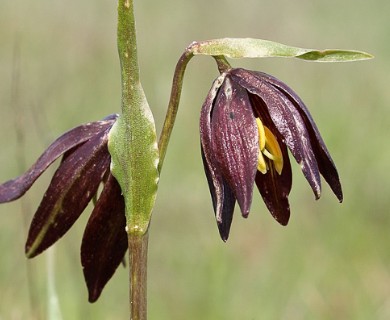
xmin=200 ymin=68 xmax=343 ymax=241
xmin=0 ymin=114 xmax=127 ymax=302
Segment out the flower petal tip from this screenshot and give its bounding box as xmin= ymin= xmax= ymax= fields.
xmin=272 ymin=212 xmax=290 ymax=226
xmin=217 ymin=223 xmax=231 ymax=242
xmin=241 ymin=209 xmax=250 ymax=219
xmin=88 ymin=290 xmax=100 ymax=303
xmin=334 ymin=185 xmax=343 ymax=203
xmin=218 ymin=231 xmax=230 ymax=242
xmin=25 ymin=245 xmax=38 ymax=259
xmin=279 ymin=218 xmax=289 ymax=226
xmin=312 ymin=185 xmax=321 ymax=201
xmin=219 ymin=233 xmax=229 ymax=242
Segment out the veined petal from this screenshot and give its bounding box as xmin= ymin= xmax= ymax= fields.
xmin=210 ymin=76 xmax=258 ymax=216
xmin=255 ymin=142 xmax=292 ymax=225
xmin=0 ymin=115 xmax=118 ymax=203
xmin=231 ymin=69 xmax=322 ymax=199
xmin=25 ymin=129 xmax=111 ymax=258
xmin=200 ymin=75 xmax=237 ymax=240
xmin=81 ymin=173 xmax=127 ymax=303
xmin=257 ymin=72 xmax=343 ymax=201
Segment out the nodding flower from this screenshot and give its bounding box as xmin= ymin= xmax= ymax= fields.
xmin=200 ymin=68 xmax=343 ymax=241
xmin=0 ymin=114 xmax=128 ymax=302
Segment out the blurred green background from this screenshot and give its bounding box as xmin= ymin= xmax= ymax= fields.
xmin=0 ymin=0 xmax=388 ymax=319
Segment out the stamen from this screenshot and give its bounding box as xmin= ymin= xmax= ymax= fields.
xmin=256 ymin=118 xmax=266 ymax=150
xmin=262 ymin=149 xmax=276 ymax=161
xmin=257 ymin=151 xmax=267 ymax=174
xmin=263 ymin=126 xmax=283 ymax=175
xmin=256 ymin=117 xmax=284 ymax=175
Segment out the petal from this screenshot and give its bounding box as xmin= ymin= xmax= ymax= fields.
xmin=0 ymin=115 xmax=118 ymax=203
xmin=200 ymin=75 xmax=236 ymax=240
xmin=201 ymin=148 xmax=236 ymax=241
xmin=210 ymin=75 xmax=259 ymax=216
xmin=81 ymin=173 xmax=127 ymax=303
xmin=257 ymin=72 xmax=343 ymax=201
xmin=231 ymin=69 xmax=322 ymax=199
xmin=25 ymin=129 xmax=111 ymax=258
xmin=255 ymin=143 xmax=292 ymax=225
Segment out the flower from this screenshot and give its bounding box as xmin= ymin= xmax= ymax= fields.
xmin=0 ymin=114 xmax=127 ymax=302
xmin=200 ymin=68 xmax=343 ymax=241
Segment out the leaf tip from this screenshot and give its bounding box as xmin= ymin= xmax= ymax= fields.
xmin=297 ymin=49 xmax=374 ymax=62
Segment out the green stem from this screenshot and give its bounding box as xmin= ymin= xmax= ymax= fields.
xmin=213 ymin=55 xmax=231 ymax=73
xmin=117 ymin=0 xmax=142 ymax=116
xmin=117 ymin=1 xmax=150 ymax=319
xmin=157 ymin=49 xmax=194 ymax=173
xmin=128 ymin=232 xmax=149 ymax=320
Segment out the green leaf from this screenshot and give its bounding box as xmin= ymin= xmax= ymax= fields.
xmin=108 ymin=84 xmax=159 ymax=236
xmin=190 ymin=38 xmax=373 ymax=62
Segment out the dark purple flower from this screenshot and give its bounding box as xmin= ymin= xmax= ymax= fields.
xmin=200 ymin=68 xmax=343 ymax=241
xmin=0 ymin=114 xmax=127 ymax=302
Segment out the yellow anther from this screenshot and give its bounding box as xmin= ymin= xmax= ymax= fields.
xmin=263 ymin=126 xmax=283 ymax=175
xmin=256 ymin=118 xmax=266 ymax=150
xmin=256 ymin=117 xmax=284 ymax=175
xmin=257 ymin=151 xmax=267 ymax=174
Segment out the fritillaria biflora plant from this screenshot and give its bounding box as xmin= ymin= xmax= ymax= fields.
xmin=0 ymin=0 xmax=372 ymax=319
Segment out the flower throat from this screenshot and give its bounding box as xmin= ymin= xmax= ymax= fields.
xmin=256 ymin=118 xmax=283 ymax=175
